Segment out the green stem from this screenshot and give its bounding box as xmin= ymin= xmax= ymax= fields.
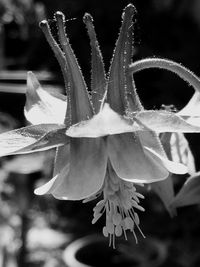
xmin=129 ymin=58 xmax=200 ymax=92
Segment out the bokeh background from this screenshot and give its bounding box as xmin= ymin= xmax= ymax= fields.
xmin=0 ymin=0 xmax=200 ymax=266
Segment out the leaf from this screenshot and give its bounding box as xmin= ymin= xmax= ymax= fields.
xmin=171 ymin=172 xmax=200 ymax=208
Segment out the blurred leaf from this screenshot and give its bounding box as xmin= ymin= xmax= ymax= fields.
xmin=4 ymin=153 xmax=46 ymax=174
xmin=27 ymin=227 xmax=70 ymax=250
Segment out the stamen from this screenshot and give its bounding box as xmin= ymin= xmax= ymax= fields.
xmin=90 ymin=164 xmax=145 ymax=248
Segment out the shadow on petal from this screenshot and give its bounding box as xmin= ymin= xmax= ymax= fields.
xmin=36 ymin=138 xmax=107 ymax=200
xmin=108 ymin=133 xmax=169 ymax=183
xmin=144 ymin=147 xmax=188 ymax=175
xmin=53 ymin=145 xmax=70 ymax=176
xmin=66 ymin=104 xmax=140 ymax=138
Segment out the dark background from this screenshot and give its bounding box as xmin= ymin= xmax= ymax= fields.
xmin=2 ymin=0 xmax=200 ymax=112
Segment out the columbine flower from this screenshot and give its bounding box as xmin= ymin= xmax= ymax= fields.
xmin=1 ymin=4 xmax=200 ymax=246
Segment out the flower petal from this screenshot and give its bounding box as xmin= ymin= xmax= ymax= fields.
xmin=0 ymin=124 xmax=68 ymax=156
xmin=138 ymin=130 xmax=188 ymax=174
xmin=178 ymin=91 xmax=200 ymax=117
xmin=170 ymin=133 xmax=196 ymax=175
xmin=53 ymin=145 xmax=70 ymax=176
xmin=66 ymin=103 xmax=140 ymax=138
xmin=144 ymin=146 xmax=188 ymax=174
xmin=35 ymin=174 xmax=59 ymax=195
xmin=108 ymin=133 xmax=169 ymax=183
xmin=36 ymin=138 xmax=107 ymax=200
xmin=171 ymin=172 xmax=200 ymax=208
xmin=25 ymin=71 xmax=67 ymax=124
xmin=134 ymin=110 xmax=200 ymax=132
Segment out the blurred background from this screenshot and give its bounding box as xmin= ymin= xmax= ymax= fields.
xmin=0 ymin=0 xmax=200 ymax=266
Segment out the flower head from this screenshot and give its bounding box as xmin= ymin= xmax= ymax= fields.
xmin=0 ymin=4 xmax=200 ymax=246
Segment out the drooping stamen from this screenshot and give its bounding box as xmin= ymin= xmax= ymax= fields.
xmin=91 ymin=164 xmax=145 ymax=248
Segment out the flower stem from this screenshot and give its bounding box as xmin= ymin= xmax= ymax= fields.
xmin=129 ymin=58 xmax=200 ymax=92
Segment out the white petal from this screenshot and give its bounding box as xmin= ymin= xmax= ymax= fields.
xmin=170 ymin=133 xmax=196 ymax=175
xmin=135 ymin=110 xmax=200 ymax=133
xmin=34 ymin=175 xmax=59 ymax=195
xmin=25 ymin=72 xmax=67 ymax=124
xmin=178 ymin=91 xmax=200 ymax=117
xmin=144 ymin=146 xmax=188 ymax=174
xmin=0 ymin=124 xmax=67 ymax=156
xmin=66 ymin=103 xmax=140 ymax=138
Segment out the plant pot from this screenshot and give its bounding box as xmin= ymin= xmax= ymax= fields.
xmin=63 ymin=234 xmax=167 ymax=267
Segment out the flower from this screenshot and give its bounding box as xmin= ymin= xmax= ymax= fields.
xmin=0 ymin=4 xmax=200 ymax=245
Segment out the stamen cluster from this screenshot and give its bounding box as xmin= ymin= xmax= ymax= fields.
xmin=91 ymin=163 xmax=145 ymax=248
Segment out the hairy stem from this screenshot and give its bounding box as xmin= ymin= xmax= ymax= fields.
xmin=129 ymin=58 xmax=200 ymax=92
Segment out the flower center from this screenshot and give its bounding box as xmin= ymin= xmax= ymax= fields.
xmin=91 ymin=163 xmax=145 ymax=248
